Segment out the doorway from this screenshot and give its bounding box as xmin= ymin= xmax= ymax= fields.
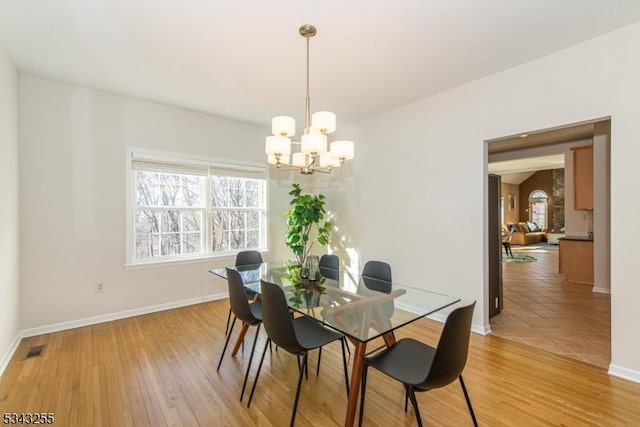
xmin=485 ymin=119 xmax=611 ymax=368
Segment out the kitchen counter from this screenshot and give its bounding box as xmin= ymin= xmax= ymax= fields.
xmin=559 ymin=238 xmax=593 ymax=285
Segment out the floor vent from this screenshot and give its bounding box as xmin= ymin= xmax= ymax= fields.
xmin=23 ymin=345 xmax=46 ymax=359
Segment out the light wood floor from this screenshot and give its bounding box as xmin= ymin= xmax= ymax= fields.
xmin=1 ymin=298 xmax=638 ymax=426
xmin=491 ymin=244 xmax=611 ymax=368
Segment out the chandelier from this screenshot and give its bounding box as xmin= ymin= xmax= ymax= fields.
xmin=265 ymin=25 xmax=355 ymax=175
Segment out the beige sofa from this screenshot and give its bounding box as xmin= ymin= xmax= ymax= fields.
xmin=509 ymin=222 xmax=547 ymax=245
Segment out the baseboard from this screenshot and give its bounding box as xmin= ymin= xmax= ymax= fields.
xmin=401 ymin=304 xmax=489 ymax=336
xmin=0 ymin=332 xmax=23 ymax=378
xmin=608 ymin=364 xmax=640 ymax=384
xmin=592 ymin=286 xmax=611 ymax=294
xmin=20 ymin=292 xmax=228 ymax=338
xmin=475 ymin=323 xmax=492 ymax=335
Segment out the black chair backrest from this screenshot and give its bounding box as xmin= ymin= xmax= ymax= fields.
xmin=226 ymin=267 xmax=259 ymax=325
xmin=235 ymin=250 xmax=263 ymax=266
xmin=362 ymin=260 xmax=392 ymax=293
xmin=319 ymin=254 xmax=339 ymax=280
xmin=422 ymin=302 xmax=476 ymax=390
xmin=260 ymin=280 xmax=304 ymax=354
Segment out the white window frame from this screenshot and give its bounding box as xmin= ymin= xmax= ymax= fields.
xmin=126 ymin=148 xmax=268 ymax=267
xmin=528 ymin=190 xmax=548 ymax=230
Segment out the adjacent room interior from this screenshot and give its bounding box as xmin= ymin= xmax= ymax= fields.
xmin=486 ymin=120 xmax=611 ymax=368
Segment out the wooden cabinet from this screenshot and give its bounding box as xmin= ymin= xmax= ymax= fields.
xmin=573 ymin=146 xmax=593 ymax=209
xmin=559 ymin=238 xmax=594 ymax=285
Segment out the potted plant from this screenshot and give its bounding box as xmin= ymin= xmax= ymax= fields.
xmin=285 ymin=183 xmax=332 ymax=269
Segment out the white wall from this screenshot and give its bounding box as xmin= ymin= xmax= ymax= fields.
xmin=268 ymin=122 xmax=360 ymax=269
xmin=348 ymin=22 xmax=640 ymax=380
xmin=593 ymin=122 xmax=610 ymax=294
xmin=18 ymin=75 xmax=266 ymax=330
xmin=0 ymin=42 xmax=19 ymax=373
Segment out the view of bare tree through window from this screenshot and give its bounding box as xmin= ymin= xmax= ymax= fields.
xmin=211 ymin=176 xmax=264 ymax=252
xmin=135 ymin=171 xmax=204 ymax=259
xmin=132 ymin=161 xmax=266 ymax=263
xmin=529 ymin=190 xmax=548 ymax=229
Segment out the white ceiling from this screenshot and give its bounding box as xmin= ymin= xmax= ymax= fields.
xmin=2 ymin=1 xmax=640 ymax=128
xmin=489 ymin=154 xmax=565 ymax=184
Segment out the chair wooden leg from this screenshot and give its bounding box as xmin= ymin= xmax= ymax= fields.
xmin=240 ymin=323 xmax=261 ymax=402
xmin=459 ymin=375 xmax=478 ymax=427
xmin=358 ymin=364 xmax=368 ymax=427
xmin=217 ymin=316 xmax=236 ymax=371
xmin=340 ymin=338 xmax=350 ymax=396
xmin=290 ymin=352 xmax=307 ymax=427
xmin=407 ymin=388 xmax=423 ymax=427
xmin=247 ymin=338 xmax=270 ymax=408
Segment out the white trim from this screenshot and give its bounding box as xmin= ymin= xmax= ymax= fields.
xmin=608 ymin=364 xmax=640 ymax=384
xmin=0 ymin=333 xmax=22 ymax=378
xmin=396 ymin=303 xmax=489 ymax=336
xmin=20 ymin=293 xmax=228 ymax=339
xmin=476 ymin=323 xmax=492 ymax=335
xmin=128 ymin=147 xmax=266 ymax=173
xmin=426 ymin=311 xmax=447 ymax=324
xmin=123 ymin=251 xmax=269 ymax=270
xmin=592 ymin=286 xmax=611 ymax=294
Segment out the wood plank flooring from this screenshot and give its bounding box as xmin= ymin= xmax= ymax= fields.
xmin=491 ymin=244 xmax=611 ymax=368
xmin=1 ymin=297 xmax=638 ymax=426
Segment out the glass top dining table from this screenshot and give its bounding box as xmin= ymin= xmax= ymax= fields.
xmin=210 ymin=260 xmax=460 ymax=427
xmin=210 ymin=261 xmax=459 ymax=343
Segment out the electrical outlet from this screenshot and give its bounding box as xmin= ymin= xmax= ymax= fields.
xmin=96 ymin=282 xmax=106 ymax=293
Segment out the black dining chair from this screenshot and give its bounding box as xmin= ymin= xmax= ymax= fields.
xmin=361 ymin=260 xmax=395 ymax=343
xmin=358 ymin=302 xmax=478 ymax=427
xmin=502 ymin=228 xmax=514 ymax=257
xmin=224 ymin=250 xmax=264 ymax=336
xmin=318 ymin=254 xmax=352 ymax=355
xmin=317 ymin=254 xmax=353 ymax=355
xmin=216 ymin=267 xmax=263 ymax=402
xmin=361 ymin=260 xmax=392 ymax=292
xmin=319 ymin=254 xmax=340 ymax=280
xmin=247 ymin=280 xmax=350 ymax=427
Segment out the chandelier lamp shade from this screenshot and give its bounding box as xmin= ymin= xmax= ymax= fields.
xmin=265 ymin=25 xmax=355 ymax=174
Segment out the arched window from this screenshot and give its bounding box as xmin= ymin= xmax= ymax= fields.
xmin=529 ymin=190 xmax=548 ymax=229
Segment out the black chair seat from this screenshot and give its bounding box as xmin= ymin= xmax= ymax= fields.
xmin=365 ymin=338 xmax=436 ymax=386
xmin=293 ymin=316 xmax=343 ymax=350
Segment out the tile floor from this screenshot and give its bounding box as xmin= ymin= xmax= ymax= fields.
xmin=490 ymin=243 xmax=611 ymax=368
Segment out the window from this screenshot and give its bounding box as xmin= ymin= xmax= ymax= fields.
xmin=211 ymin=176 xmax=265 ymax=252
xmin=528 ymin=190 xmax=548 ymax=229
xmin=129 ymin=151 xmax=267 ymax=264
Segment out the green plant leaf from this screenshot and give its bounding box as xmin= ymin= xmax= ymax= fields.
xmin=284 ymin=183 xmax=332 ymax=264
